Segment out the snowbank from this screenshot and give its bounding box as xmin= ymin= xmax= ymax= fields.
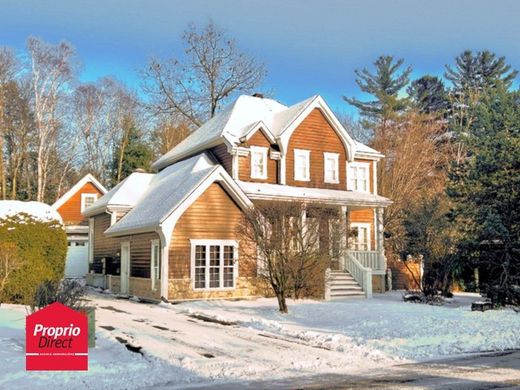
xmin=0 ymin=200 xmax=62 ymax=223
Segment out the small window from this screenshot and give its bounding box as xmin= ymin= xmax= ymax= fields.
xmin=347 ymin=162 xmax=370 ymax=192
xmin=250 ymin=146 xmax=268 ymax=179
xmin=324 ymin=152 xmax=339 ymax=184
xmin=191 ymin=240 xmax=237 ymax=290
xmin=350 ymin=223 xmax=371 ymax=251
xmin=81 ymin=193 xmax=98 ymax=212
xmin=151 ymin=240 xmax=161 ymax=290
xmin=294 ymin=149 xmax=310 ymax=181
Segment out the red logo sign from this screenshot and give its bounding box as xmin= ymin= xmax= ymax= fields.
xmin=26 ymin=302 xmax=88 ymax=370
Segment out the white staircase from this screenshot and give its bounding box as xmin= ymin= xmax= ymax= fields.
xmin=329 ymin=270 xmax=365 ymax=298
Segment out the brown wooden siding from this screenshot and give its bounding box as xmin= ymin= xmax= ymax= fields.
xmin=93 ymin=213 xmax=120 ymax=258
xmin=286 ymin=109 xmax=348 ymax=190
xmin=210 ymin=144 xmax=232 ymax=175
xmin=169 ymin=183 xmax=255 ymax=279
xmin=124 ymin=232 xmax=160 ymax=278
xmin=57 ymin=182 xmax=104 ymax=225
xmin=239 ymin=130 xmax=278 ymax=184
xmin=348 ymin=208 xmax=376 ymax=250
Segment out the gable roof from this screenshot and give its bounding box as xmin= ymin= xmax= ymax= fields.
xmin=52 ymin=174 xmax=107 ymax=211
xmin=104 ymin=153 xmax=253 ymax=237
xmin=151 ymin=94 xmax=379 ymax=171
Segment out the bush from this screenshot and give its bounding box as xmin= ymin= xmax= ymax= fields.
xmin=485 ymin=284 xmax=520 ymax=307
xmin=31 ymin=279 xmax=86 ymax=312
xmin=0 ymin=213 xmax=67 ymax=304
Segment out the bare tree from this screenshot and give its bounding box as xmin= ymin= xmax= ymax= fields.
xmin=239 ymin=202 xmax=344 ymax=313
xmin=26 ymin=37 xmax=77 ymax=202
xmin=152 ymin=118 xmax=191 ymax=155
xmin=142 ymin=21 xmax=266 ymax=127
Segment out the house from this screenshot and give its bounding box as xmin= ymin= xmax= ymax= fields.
xmin=84 ymin=94 xmax=391 ymax=301
xmin=52 ymin=174 xmax=107 ymax=278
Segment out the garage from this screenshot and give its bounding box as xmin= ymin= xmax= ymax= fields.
xmin=65 ymin=239 xmax=89 ymax=278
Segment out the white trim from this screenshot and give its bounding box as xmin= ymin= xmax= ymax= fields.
xmin=88 ymin=218 xmax=94 ymax=265
xmin=350 ymin=222 xmax=372 ymax=251
xmin=294 ymin=149 xmax=310 ymax=182
xmin=150 ymin=239 xmax=160 ymax=291
xmin=323 ymin=152 xmax=340 ymax=184
xmin=240 ymin=121 xmax=277 ymax=144
xmin=250 ymin=146 xmax=268 ymax=179
xmin=120 ymin=241 xmax=131 ymax=295
xmin=347 ymin=161 xmax=370 ymax=192
xmin=52 ymin=174 xmax=107 ymax=211
xmin=373 ymin=161 xmax=378 ymax=195
xmin=81 ymin=193 xmax=98 ymax=213
xmin=190 ymin=239 xmax=238 ymax=291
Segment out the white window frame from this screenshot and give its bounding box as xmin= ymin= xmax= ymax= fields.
xmin=88 ymin=218 xmax=94 ymax=265
xmin=323 ymin=152 xmax=340 ymax=184
xmin=347 ymin=162 xmax=370 ymax=192
xmin=294 ymin=149 xmax=310 ymax=181
xmin=190 ymin=239 xmax=238 ymax=291
xmin=350 ymin=222 xmax=372 ymax=251
xmin=250 ymin=146 xmax=268 ymax=179
xmin=81 ymin=193 xmax=98 ymax=212
xmin=150 ymin=239 xmax=161 ymax=291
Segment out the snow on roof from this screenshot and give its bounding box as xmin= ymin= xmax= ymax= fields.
xmin=105 ymin=153 xmax=218 ymax=236
xmin=354 ymin=141 xmax=384 ymax=157
xmin=238 ymin=181 xmax=392 ymax=207
xmin=83 ymin=172 xmax=155 ymax=216
xmin=52 ymin=173 xmax=107 ymax=211
xmin=0 ymin=201 xmax=63 ymax=223
xmin=152 ymin=94 xmax=382 ymax=171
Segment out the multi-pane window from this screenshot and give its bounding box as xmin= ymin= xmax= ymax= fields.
xmin=151 ymin=240 xmax=161 ymax=290
xmin=350 ymin=223 xmax=371 ymax=251
xmin=192 ymin=241 xmax=237 ymax=290
xmin=347 ymin=162 xmax=370 ymax=192
xmin=250 ymin=146 xmax=268 ymax=179
xmin=81 ymin=193 xmax=98 ymax=212
xmin=294 ymin=149 xmax=310 ymax=181
xmin=323 ymin=152 xmax=339 ymax=184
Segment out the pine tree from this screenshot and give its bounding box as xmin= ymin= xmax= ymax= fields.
xmin=344 ymin=55 xmax=412 ymax=132
xmin=407 ymin=75 xmax=448 ymax=115
xmin=445 ymin=50 xmax=518 ymax=93
xmin=447 ymin=84 xmax=520 ymax=304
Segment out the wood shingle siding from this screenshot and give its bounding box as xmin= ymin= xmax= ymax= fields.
xmin=93 ymin=213 xmax=120 ymax=258
xmin=239 ymin=129 xmax=278 ymax=184
xmin=169 ymin=183 xmax=254 ymax=280
xmin=126 ymin=232 xmax=160 ymax=278
xmin=210 ymin=144 xmax=233 ymax=175
xmin=286 ymin=109 xmax=348 ymax=190
xmin=57 ymin=182 xmax=104 ymax=225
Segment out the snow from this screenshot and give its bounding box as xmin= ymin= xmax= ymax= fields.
xmin=0 ymin=200 xmax=63 ymax=223
xmin=238 ymin=180 xmax=391 ymax=206
xmin=1 ymin=291 xmax=518 ymax=389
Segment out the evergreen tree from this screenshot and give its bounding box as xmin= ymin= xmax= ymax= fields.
xmin=445 ymin=50 xmax=518 ymax=93
xmin=344 ymin=55 xmax=412 ymax=131
xmin=110 ymin=121 xmax=153 ymax=186
xmin=447 ymin=84 xmax=520 ymax=304
xmin=407 ymin=75 xmax=448 ymax=115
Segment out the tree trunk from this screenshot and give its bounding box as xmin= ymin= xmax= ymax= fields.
xmin=275 ymin=290 xmax=288 ymax=313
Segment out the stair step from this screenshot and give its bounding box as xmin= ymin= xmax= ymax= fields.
xmin=330 ymin=291 xmax=365 ymax=297
xmin=331 ymin=287 xmax=363 ymax=292
xmin=330 ymin=281 xmax=359 ymax=286
xmin=330 ymin=275 xmax=356 ymax=281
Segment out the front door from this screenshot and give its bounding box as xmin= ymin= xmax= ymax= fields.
xmin=120 ymin=242 xmax=130 ymax=294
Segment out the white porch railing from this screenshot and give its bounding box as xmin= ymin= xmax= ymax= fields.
xmin=343 ymin=252 xmax=372 ymax=298
xmin=347 ymin=250 xmax=382 ymax=270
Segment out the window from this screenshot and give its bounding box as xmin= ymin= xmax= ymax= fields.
xmin=323 ymin=152 xmax=339 ymax=183
xmin=191 ymin=240 xmax=237 ymax=290
xmin=350 ymin=223 xmax=371 ymax=251
xmin=81 ymin=193 xmax=98 ymax=212
xmin=250 ymin=146 xmax=268 ymax=179
xmin=294 ymin=149 xmax=310 ymax=181
xmin=151 ymin=240 xmax=161 ymax=290
xmin=347 ymin=162 xmax=370 ymax=192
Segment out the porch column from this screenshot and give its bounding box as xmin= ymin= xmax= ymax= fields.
xmin=376 ymin=207 xmax=385 ymax=270
xmin=340 ymin=206 xmax=347 ymax=270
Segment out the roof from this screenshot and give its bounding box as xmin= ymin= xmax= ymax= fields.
xmin=51 ymin=174 xmax=107 ymax=211
xmin=104 ymin=153 xmax=253 ymax=237
xmin=237 ymin=181 xmax=392 ymax=207
xmin=151 ymin=94 xmax=382 ymax=171
xmin=82 ymin=172 xmax=154 ymax=217
xmin=0 ymin=200 xmax=63 ymax=223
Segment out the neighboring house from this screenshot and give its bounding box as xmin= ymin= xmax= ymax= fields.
xmin=84 ymin=94 xmax=391 ymax=301
xmin=52 ymin=174 xmax=107 ymax=278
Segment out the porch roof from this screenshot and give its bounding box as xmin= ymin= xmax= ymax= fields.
xmin=237 ymin=181 xmax=392 ymax=207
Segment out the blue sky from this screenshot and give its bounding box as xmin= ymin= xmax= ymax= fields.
xmin=3 ymin=0 xmax=520 ymax=116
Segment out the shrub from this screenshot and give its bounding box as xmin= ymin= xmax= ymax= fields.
xmin=31 ymin=279 xmax=86 ymax=312
xmin=485 ymin=284 xmax=520 ymax=307
xmin=0 ymin=213 xmax=67 ymax=304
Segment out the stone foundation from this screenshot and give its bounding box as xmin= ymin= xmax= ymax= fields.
xmin=128 ymin=277 xmax=161 ymax=300
xmin=168 ymin=277 xmax=261 ymax=300
xmin=86 ymin=273 xmax=106 ymax=289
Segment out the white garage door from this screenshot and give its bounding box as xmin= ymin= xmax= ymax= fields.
xmin=65 ymin=241 xmax=89 ymax=278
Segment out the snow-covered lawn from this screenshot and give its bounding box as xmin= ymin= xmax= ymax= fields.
xmin=0 ymin=291 xmax=519 ymax=389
